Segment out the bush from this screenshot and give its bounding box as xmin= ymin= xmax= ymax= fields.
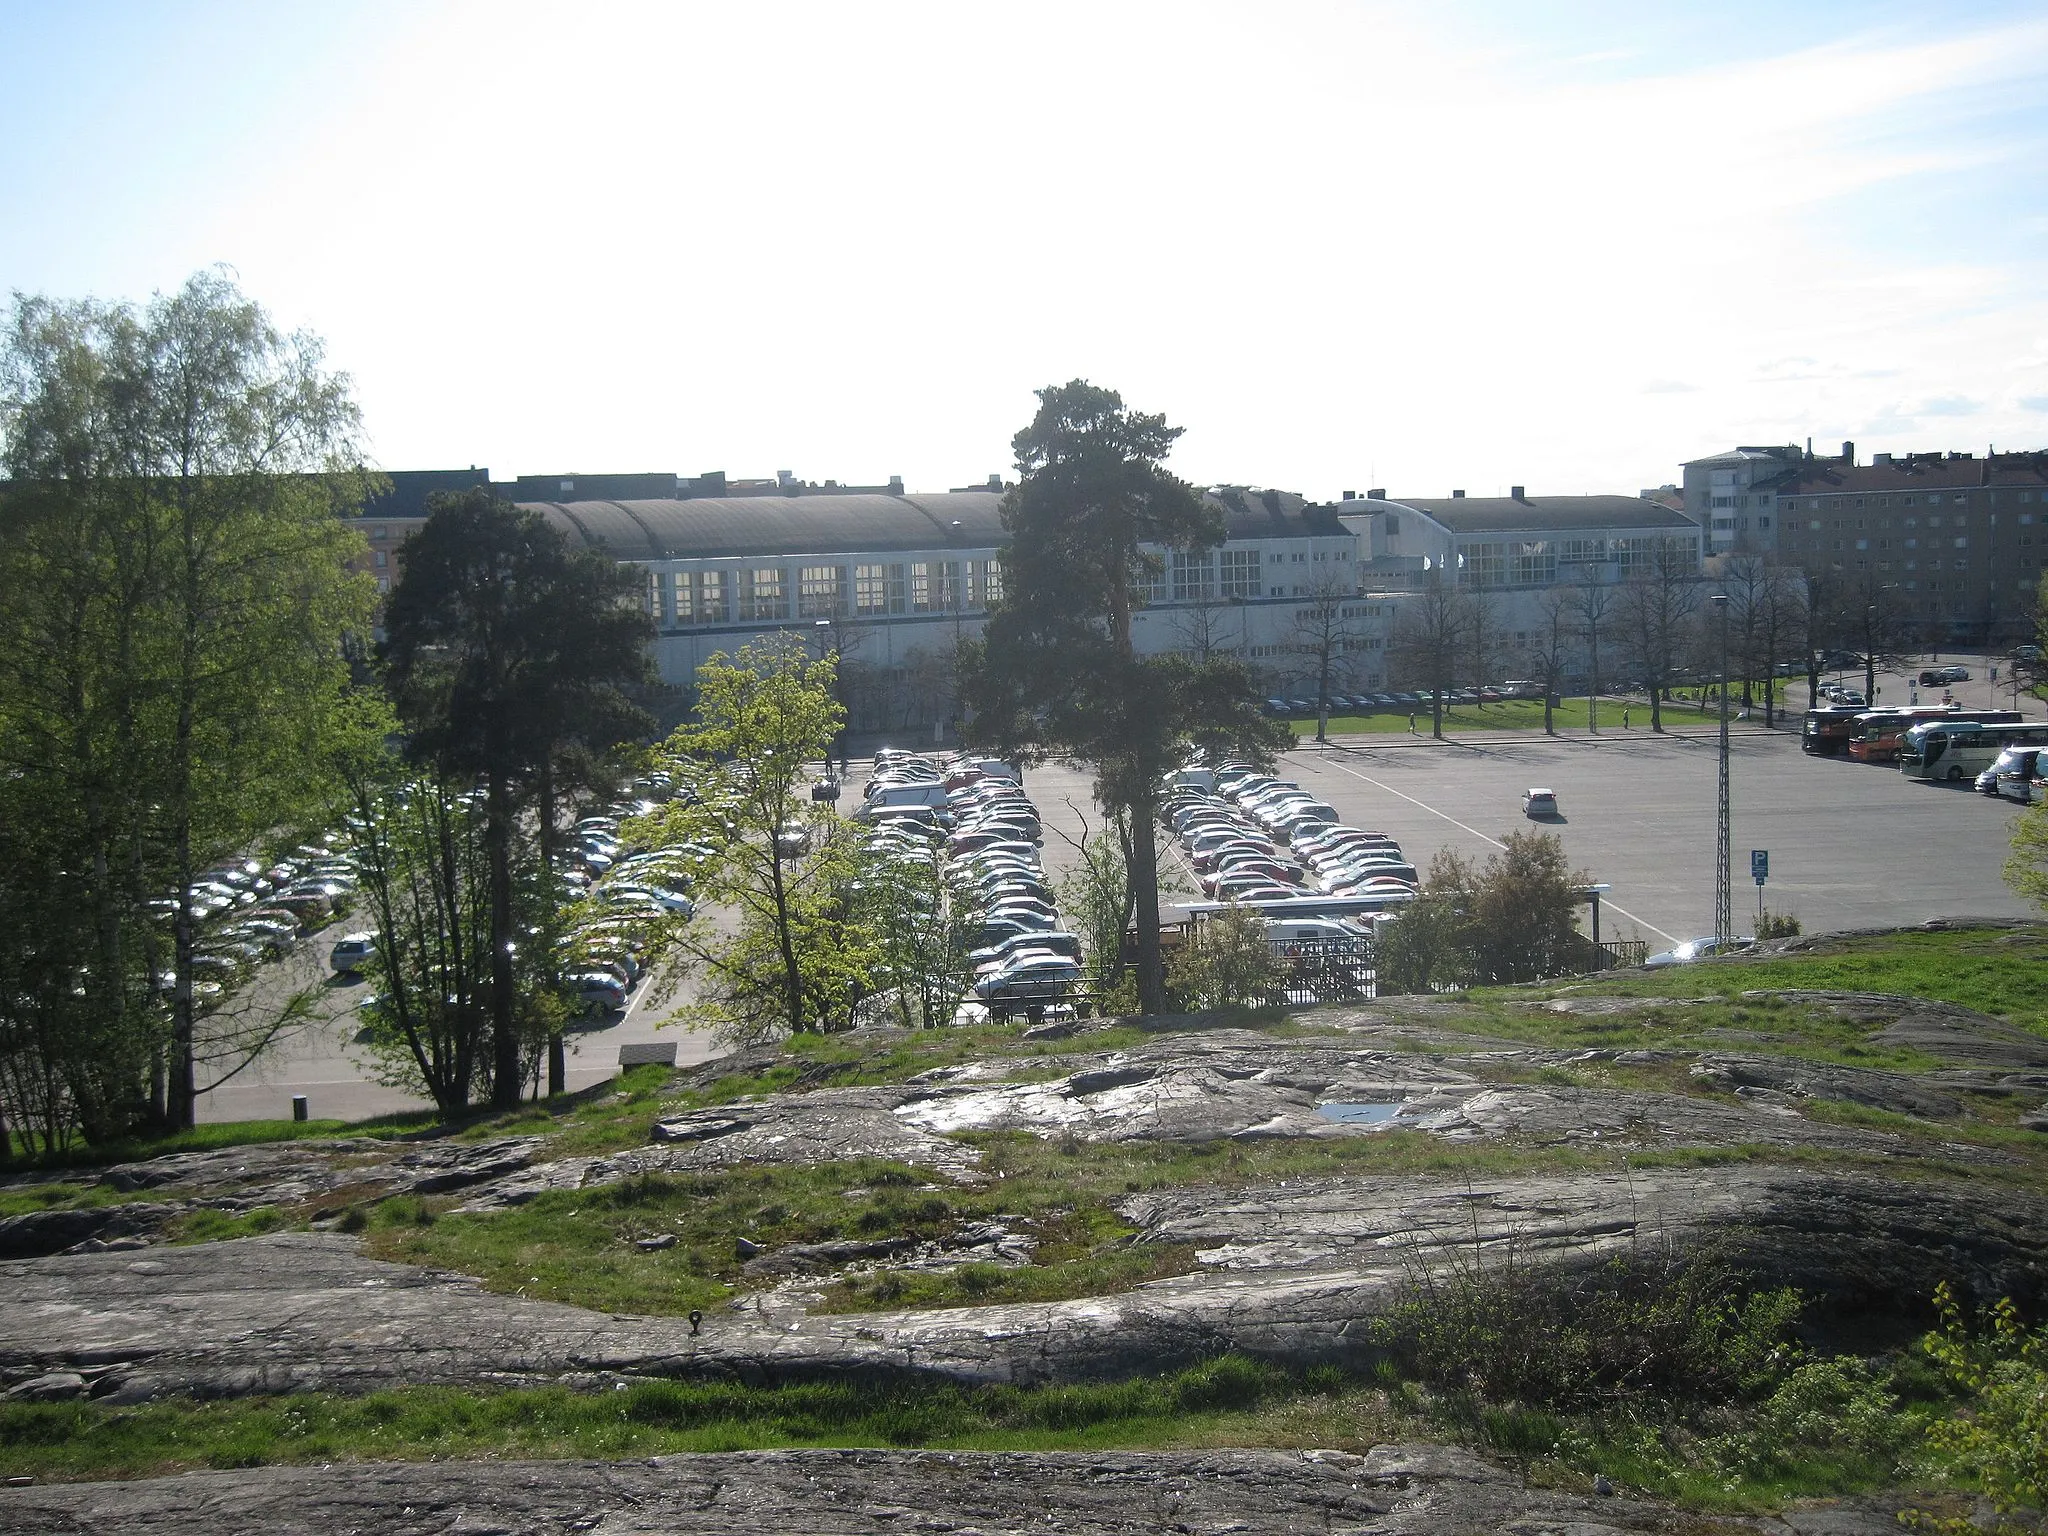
xmin=1167 ymin=907 xmax=1285 ymax=1010
xmin=1917 ymin=1283 xmax=2048 ymax=1527
xmin=1756 ymin=910 xmax=1803 ymax=939
xmin=1374 ymin=1243 xmax=1802 ymax=1414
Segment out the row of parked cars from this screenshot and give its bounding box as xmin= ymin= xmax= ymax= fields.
xmin=148 ymin=839 xmax=363 ymax=1004
xmin=1163 ymin=765 xmax=1418 ymax=928
xmin=327 ymin=775 xmax=699 ymax=1018
xmin=856 ymin=750 xmax=1082 ymax=1011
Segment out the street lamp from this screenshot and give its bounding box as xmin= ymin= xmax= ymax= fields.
xmin=1711 ymin=593 xmax=1732 ymax=949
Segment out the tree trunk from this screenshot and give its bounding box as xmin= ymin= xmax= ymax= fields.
xmin=537 ymin=757 xmax=565 ymax=1096
xmin=486 ymin=769 xmax=520 ymax=1108
xmin=1130 ymin=787 xmax=1166 ymax=1015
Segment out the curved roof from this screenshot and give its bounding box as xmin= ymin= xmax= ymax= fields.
xmin=523 ymin=492 xmax=1008 ymax=560
xmin=522 ymin=486 xmax=1353 ymax=562
xmin=1386 ymin=495 xmax=1699 ymax=536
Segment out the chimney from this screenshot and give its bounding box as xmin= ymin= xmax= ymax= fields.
xmin=1342 ymin=490 xmax=1355 ymax=501
xmin=776 ymin=469 xmax=794 ymax=487
xmin=887 ymin=475 xmax=904 ymax=495
xmin=1874 ymin=452 xmax=1893 ymax=467
xmin=1842 ymin=440 xmax=1855 ymax=466
xmin=1510 ymin=485 xmax=1526 ymax=501
xmin=1367 ymin=487 xmax=1385 ymax=500
xmin=1452 ymin=489 xmax=1466 ymax=499
xmin=987 ymin=474 xmax=1001 ymax=490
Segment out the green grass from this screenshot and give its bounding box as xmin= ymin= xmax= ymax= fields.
xmin=1561 ymin=926 xmax=2048 ymax=1036
xmin=1293 ymin=697 xmax=1694 ymax=736
xmin=0 ymin=1348 xmax=1973 ymax=1517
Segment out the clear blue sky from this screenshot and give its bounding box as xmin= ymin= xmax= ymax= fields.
xmin=4 ymin=1 xmax=2046 ymax=498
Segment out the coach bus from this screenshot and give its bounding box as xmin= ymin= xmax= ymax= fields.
xmin=1801 ymin=706 xmax=1868 ymax=755
xmin=1846 ymin=706 xmax=2007 ymax=763
xmin=1898 ymin=719 xmax=2048 ymax=782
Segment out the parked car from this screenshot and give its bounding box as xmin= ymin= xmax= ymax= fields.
xmin=1522 ymin=788 xmax=1560 ymax=819
xmin=328 ymin=933 xmax=377 ymax=974
xmin=569 ymin=972 xmax=628 ymax=1013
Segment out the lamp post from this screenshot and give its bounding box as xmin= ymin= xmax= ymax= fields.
xmin=1711 ymin=593 xmax=1732 ymax=949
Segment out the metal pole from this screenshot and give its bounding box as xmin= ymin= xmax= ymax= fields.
xmin=1712 ymin=593 xmax=1732 ymax=948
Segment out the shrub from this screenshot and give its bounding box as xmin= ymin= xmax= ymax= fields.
xmin=1916 ymin=1283 xmax=2048 ymax=1528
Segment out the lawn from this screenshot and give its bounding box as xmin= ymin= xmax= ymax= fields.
xmin=1291 ymin=696 xmax=1751 ymax=736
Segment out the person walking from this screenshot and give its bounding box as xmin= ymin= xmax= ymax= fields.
xmin=1408 ymin=711 xmax=1416 ymax=734
xmin=1623 ymin=708 xmax=1630 ymax=730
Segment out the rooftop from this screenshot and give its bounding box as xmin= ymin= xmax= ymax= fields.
xmin=1377 ymin=494 xmax=1700 ymax=535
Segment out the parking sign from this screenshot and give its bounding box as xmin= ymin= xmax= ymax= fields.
xmin=1750 ymin=849 xmax=1768 ymax=886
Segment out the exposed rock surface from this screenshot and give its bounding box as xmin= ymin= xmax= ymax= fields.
xmin=1691 ymin=1054 xmax=1967 ymax=1119
xmin=0 ymin=1442 xmax=1682 ymax=1536
xmin=5 ymin=1160 xmax=2039 ymax=1402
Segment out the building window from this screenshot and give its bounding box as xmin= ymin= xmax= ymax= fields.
xmin=373 ymin=549 xmax=387 ymax=568
xmin=373 ymin=526 xmax=388 ymax=541
xmin=737 ymin=567 xmax=786 ymax=622
xmin=1171 ymin=551 xmax=1214 ymax=602
xmin=910 ymin=562 xmax=932 ymax=612
xmin=376 ymin=574 xmax=390 ymax=593
xmin=854 ymin=564 xmax=889 ymax=615
xmin=798 ymin=565 xmax=844 ymax=618
xmin=1219 ymin=548 xmax=1260 ymax=598
xmin=699 ymin=569 xmax=726 ymax=621
xmin=969 ymin=558 xmax=1003 ymax=608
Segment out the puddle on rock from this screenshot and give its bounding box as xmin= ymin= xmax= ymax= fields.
xmin=1315 ymin=1101 xmax=1404 ymax=1125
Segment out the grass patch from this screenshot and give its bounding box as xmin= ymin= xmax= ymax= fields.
xmin=0 ymin=1355 xmax=1328 ymax=1481
xmin=1562 ymin=927 xmax=2048 ymax=1038
xmin=1295 ymin=696 xmax=1691 ymax=736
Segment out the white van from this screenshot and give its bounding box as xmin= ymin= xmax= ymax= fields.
xmin=1265 ymin=918 xmax=1368 ymax=942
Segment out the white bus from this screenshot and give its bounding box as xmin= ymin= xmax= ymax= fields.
xmin=1898 ymin=719 xmax=2048 ymax=782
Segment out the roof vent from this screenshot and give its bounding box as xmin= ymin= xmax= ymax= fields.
xmin=888 ymin=475 xmax=905 ymax=495
xmin=1842 ymin=440 xmax=1855 ymax=466
xmin=1452 ymin=489 xmax=1466 ymax=499
xmin=987 ymin=474 xmax=1001 ymax=490
xmin=776 ymin=469 xmax=794 ymax=487
xmin=1874 ymin=452 xmax=1893 ymax=467
xmin=1511 ymin=485 xmax=1526 ymax=500
xmin=1342 ymin=490 xmax=1355 ymax=501
xmin=1367 ymin=488 xmax=1385 ymax=500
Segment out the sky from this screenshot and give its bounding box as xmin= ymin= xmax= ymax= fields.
xmin=4 ymin=0 xmax=2047 ymax=499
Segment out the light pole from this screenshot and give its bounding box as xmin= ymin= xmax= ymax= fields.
xmin=1712 ymin=593 xmax=1732 ymax=948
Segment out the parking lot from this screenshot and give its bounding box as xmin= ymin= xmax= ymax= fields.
xmin=200 ymin=720 xmax=2037 ymax=1123
xmin=1266 ymin=727 xmax=2032 ymax=947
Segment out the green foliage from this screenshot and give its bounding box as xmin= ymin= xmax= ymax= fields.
xmin=962 ymin=381 xmax=1289 ymax=1013
xmin=852 ymin=839 xmax=986 ymax=1030
xmin=1756 ymin=909 xmax=1803 ymax=939
xmin=1167 ymin=906 xmax=1286 ymax=1010
xmin=637 ymin=639 xmax=872 ymax=1042
xmin=1054 ymin=808 xmax=1136 ymax=990
xmin=380 ymin=488 xmax=653 ymax=1105
xmin=1378 ymin=833 xmax=1588 ymax=992
xmin=1375 ymin=1243 xmax=1803 ymax=1414
xmin=0 ymin=1355 xmax=1307 ymax=1478
xmin=1918 ymin=1283 xmax=2048 ymax=1525
xmin=0 ymin=271 xmax=375 ymax=1149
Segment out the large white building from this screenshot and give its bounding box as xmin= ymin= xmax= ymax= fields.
xmin=353 ymin=471 xmax=1710 ymax=720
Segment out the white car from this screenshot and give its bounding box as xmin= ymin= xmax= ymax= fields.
xmin=328 ymin=933 xmax=377 ymax=974
xmin=1522 ymin=788 xmax=1559 ymax=819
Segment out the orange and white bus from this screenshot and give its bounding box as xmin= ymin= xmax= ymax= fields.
xmin=1845 ymin=705 xmax=1989 ymax=763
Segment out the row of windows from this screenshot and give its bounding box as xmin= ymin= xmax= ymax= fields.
xmin=1458 ymin=535 xmax=1697 ymax=589
xmin=1800 ymin=489 xmax=2039 ymax=510
xmin=653 ymin=559 xmax=1002 ymax=625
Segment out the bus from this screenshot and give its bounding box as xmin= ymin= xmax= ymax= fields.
xmin=1898 ymin=719 xmax=2048 ymax=782
xmin=1847 ymin=706 xmax=2009 ymax=763
xmin=1801 ymin=706 xmax=1868 ymax=755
